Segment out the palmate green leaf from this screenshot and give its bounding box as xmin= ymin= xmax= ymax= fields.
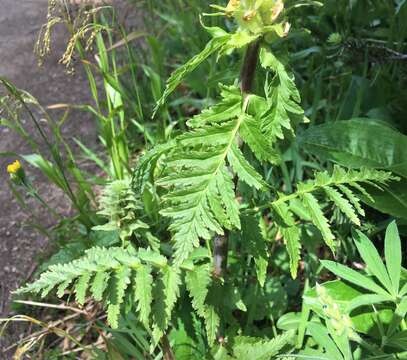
xmin=304 ymin=281 xmax=363 ymax=310
xmin=321 ymin=261 xmax=389 ymax=296
xmin=400 ymin=282 xmax=407 ymax=297
xmin=353 ymin=230 xmax=393 ymax=295
xmin=385 ymin=221 xmax=402 ymax=294
xmin=304 ymin=280 xmax=393 ymax=337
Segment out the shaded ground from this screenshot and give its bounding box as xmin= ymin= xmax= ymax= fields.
xmin=0 ymin=0 xmax=98 ymax=354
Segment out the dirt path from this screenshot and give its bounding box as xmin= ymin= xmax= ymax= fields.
xmin=0 ymin=0 xmax=98 ymax=353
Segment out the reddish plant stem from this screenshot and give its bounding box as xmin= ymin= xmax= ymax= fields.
xmin=213 ymin=39 xmax=261 ymax=279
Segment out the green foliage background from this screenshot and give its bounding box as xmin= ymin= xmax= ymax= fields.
xmin=1 ymin=0 xmax=407 ymax=359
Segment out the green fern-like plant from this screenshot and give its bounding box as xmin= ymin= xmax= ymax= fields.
xmin=14 ymin=1 xmax=403 ymax=357
xmin=16 ymin=246 xmax=170 ymax=331
xmin=270 ymin=166 xmax=397 ymax=278
xmin=93 ymin=178 xmax=159 ymax=250
xmin=144 ymin=48 xmax=304 ymax=265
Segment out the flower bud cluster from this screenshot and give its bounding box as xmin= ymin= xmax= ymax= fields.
xmin=224 ymin=0 xmax=289 ymax=37
xmin=316 ymin=284 xmax=356 ymax=340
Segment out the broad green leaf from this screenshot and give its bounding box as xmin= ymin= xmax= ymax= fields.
xmin=385 ymin=221 xmax=402 ymax=294
xmin=276 ymin=312 xmax=302 ymax=331
xmin=360 ymin=179 xmax=407 ymax=219
xmin=347 ymin=294 xmax=392 ymax=312
xmin=306 ymin=323 xmax=343 ymax=360
xmin=304 ymin=280 xmax=393 ymax=337
xmin=321 ymin=261 xmax=389 ymax=296
xmin=304 ymin=280 xmax=362 ymax=309
xmin=300 ymin=118 xmax=407 ymax=178
xmin=353 ymin=230 xmax=393 ymax=295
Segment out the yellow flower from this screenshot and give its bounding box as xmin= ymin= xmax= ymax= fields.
xmin=7 ymin=160 xmax=21 ymax=174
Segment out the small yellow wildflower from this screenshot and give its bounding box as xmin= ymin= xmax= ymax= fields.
xmin=7 ymin=160 xmax=21 ymax=174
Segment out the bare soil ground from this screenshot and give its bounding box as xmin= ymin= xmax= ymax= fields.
xmin=0 ymin=0 xmax=98 ymax=354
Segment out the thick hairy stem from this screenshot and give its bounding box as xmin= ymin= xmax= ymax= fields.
xmin=213 ymin=233 xmax=229 ymax=278
xmin=240 ymin=39 xmax=261 ymax=94
xmin=212 ymin=40 xmax=261 ymax=278
xmin=161 ymin=334 xmax=175 ymax=360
